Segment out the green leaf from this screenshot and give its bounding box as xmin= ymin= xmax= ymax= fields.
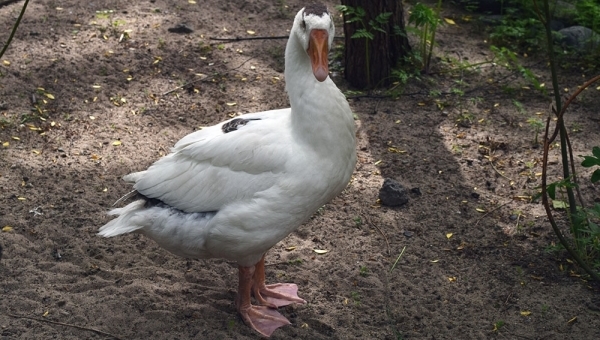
xmin=552 ymin=200 xmax=568 ymax=209
xmin=375 ymin=12 xmax=392 ymax=25
xmin=372 ymin=26 xmax=387 ymax=34
xmin=335 ymin=5 xmax=348 ymax=12
xmin=580 ymin=156 xmax=600 ymax=168
xmin=346 ymin=17 xmax=363 ymax=24
xmin=355 ymin=7 xmax=366 ymax=18
xmin=593 ymin=146 xmax=600 ymax=158
xmin=547 ymin=182 xmax=556 ymax=200
xmin=351 ymin=29 xmax=374 ymax=40
xmin=592 ymin=169 xmax=600 ymax=183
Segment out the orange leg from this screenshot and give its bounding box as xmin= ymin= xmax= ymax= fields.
xmin=237 ymin=264 xmax=290 ymax=337
xmin=251 ymin=255 xmax=306 ymax=308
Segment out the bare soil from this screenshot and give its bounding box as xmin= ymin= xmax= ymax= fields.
xmin=1 ymin=0 xmax=599 ymax=339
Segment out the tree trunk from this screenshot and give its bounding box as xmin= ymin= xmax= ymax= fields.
xmin=340 ymin=0 xmax=411 ymax=89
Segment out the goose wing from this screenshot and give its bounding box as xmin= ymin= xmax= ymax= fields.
xmin=127 ymin=110 xmax=292 ymax=213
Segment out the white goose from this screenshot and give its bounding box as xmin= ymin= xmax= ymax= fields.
xmin=99 ymin=3 xmax=356 ymax=337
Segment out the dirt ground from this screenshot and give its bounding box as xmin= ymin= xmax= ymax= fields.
xmin=1 ymin=0 xmax=599 ymax=339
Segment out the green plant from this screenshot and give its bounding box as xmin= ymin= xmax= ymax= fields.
xmin=451 ymin=144 xmax=463 ymax=155
xmin=359 ymin=265 xmax=369 ymax=277
xmin=490 ymin=46 xmax=545 ymax=93
xmin=407 ymin=1 xmax=443 ymax=72
xmin=576 ymin=0 xmax=600 ymax=36
xmin=450 ymin=87 xmax=465 ymax=96
xmin=288 ymin=258 xmax=303 ymax=265
xmin=541 ymin=304 xmax=549 ymax=316
xmin=492 ymin=320 xmax=505 ymax=332
xmin=538 ymin=0 xmax=600 ymax=279
xmin=581 ymin=147 xmax=600 ymax=183
xmin=350 ymin=291 xmax=360 ymax=305
xmin=456 ymin=111 xmax=474 ymax=126
xmin=512 ymin=100 xmax=526 ymax=114
xmin=527 ymin=117 xmax=544 ymax=145
xmin=337 ymin=5 xmax=393 ymax=87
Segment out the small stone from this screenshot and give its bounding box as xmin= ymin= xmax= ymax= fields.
xmin=403 ymin=230 xmax=414 ymax=238
xmin=509 ymin=214 xmax=518 ymax=221
xmin=168 ymin=24 xmax=194 ymax=34
xmin=471 ymin=192 xmax=480 ymax=199
xmin=379 ymin=178 xmax=409 ymax=207
xmin=410 ymin=187 xmax=422 ymax=196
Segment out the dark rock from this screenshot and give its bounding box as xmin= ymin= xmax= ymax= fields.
xmin=168 ymin=24 xmax=194 ymax=34
xmin=410 ymin=187 xmax=422 ymax=196
xmin=379 ymin=178 xmax=409 ymax=207
xmin=471 ymin=192 xmax=480 ymax=199
xmin=558 ymin=26 xmax=600 ymax=51
xmin=403 ymin=230 xmax=414 ymax=238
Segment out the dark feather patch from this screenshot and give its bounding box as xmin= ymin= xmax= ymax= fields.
xmin=141 ymin=193 xmax=217 ymax=218
xmin=304 ymin=3 xmax=328 ymax=17
xmin=221 ymin=118 xmax=260 ymax=133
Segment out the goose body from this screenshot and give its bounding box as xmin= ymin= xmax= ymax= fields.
xmin=99 ymin=3 xmax=356 ymax=337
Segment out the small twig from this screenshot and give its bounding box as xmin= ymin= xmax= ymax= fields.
xmin=488 ymin=157 xmax=513 ymax=182
xmin=372 ymin=223 xmax=390 ymax=256
xmin=6 ymin=313 xmax=123 ymax=340
xmin=389 ymin=246 xmax=406 ymax=273
xmin=209 ymin=35 xmax=289 ymax=42
xmin=474 ymin=200 xmax=512 ymax=226
xmin=362 ymin=211 xmax=390 ymax=256
xmin=0 ymin=0 xmax=29 ymax=60
xmin=162 ymin=75 xmax=208 ymax=96
xmin=208 ymin=35 xmax=344 ymax=43
xmin=162 ymin=56 xmax=255 ymax=96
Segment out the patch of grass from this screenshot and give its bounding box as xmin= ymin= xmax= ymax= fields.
xmin=492 ymin=320 xmax=505 ymax=332
xmin=541 ymin=304 xmax=550 ymax=316
xmin=526 ymin=117 xmax=544 ymax=145
xmin=288 ymin=258 xmax=303 ymax=266
xmin=350 ymin=291 xmax=360 ymax=305
xmin=451 ymin=144 xmax=463 ymax=155
xmin=512 ymin=100 xmax=525 ymax=114
xmin=450 ymin=87 xmax=464 ymax=96
xmin=359 ymin=265 xmax=369 ymax=277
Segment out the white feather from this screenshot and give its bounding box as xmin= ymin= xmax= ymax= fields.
xmin=99 ymin=6 xmax=356 ymax=268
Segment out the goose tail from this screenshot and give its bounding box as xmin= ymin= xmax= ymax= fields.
xmin=99 ymin=200 xmax=147 ymax=237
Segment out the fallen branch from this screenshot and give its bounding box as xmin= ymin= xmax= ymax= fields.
xmin=0 ymin=0 xmax=29 ymax=60
xmin=362 ymin=210 xmax=390 ymax=256
xmin=474 ymin=200 xmax=512 ymax=226
xmin=162 ymin=56 xmax=255 ymax=96
xmin=208 ymin=35 xmax=344 ymax=43
xmin=6 ymin=313 xmax=123 ymax=340
xmin=209 ymin=35 xmax=288 ymax=42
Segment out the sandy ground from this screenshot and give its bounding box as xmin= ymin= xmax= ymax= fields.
xmin=1 ymin=0 xmax=599 ymax=339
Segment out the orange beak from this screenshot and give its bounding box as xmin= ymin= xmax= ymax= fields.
xmin=308 ymin=29 xmax=329 ymax=82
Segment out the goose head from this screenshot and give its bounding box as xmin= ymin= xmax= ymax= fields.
xmin=287 ymin=4 xmax=335 ymax=82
